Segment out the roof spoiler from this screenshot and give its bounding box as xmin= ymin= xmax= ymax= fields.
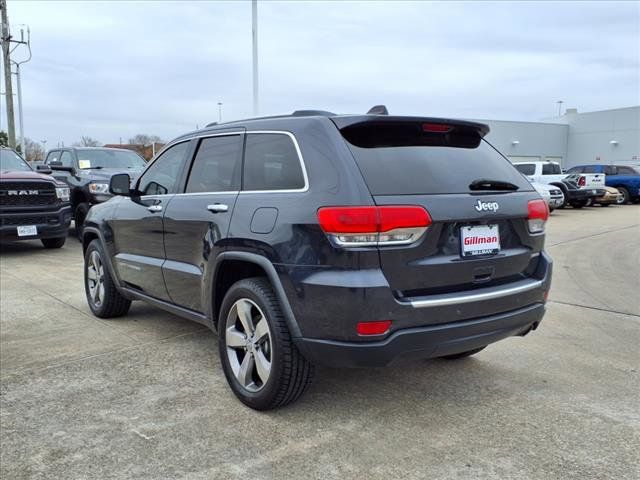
xmin=332 ymin=116 xmax=490 ymax=137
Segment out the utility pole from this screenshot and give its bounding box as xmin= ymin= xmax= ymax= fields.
xmin=252 ymin=0 xmax=259 ymax=115
xmin=218 ymin=102 xmax=223 ymax=123
xmin=1 ymin=0 xmax=16 ymax=148
xmin=12 ymin=27 xmax=32 ymax=156
xmin=556 ymin=100 xmax=564 ymax=117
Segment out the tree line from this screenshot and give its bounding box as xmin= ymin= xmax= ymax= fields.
xmin=1 ymin=131 xmax=165 ymax=162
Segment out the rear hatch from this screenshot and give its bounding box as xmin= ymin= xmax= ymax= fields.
xmin=333 ymin=117 xmax=544 ymax=298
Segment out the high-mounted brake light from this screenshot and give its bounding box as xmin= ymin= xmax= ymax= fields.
xmin=527 ymin=199 xmax=549 ymax=234
xmin=422 ymin=123 xmax=453 ymax=133
xmin=317 ymin=205 xmax=431 ymax=247
xmin=357 ymin=320 xmax=392 ymax=336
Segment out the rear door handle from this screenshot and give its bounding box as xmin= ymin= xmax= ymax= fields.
xmin=207 ymin=204 xmax=229 ymax=213
xmin=147 ymin=205 xmax=163 ymax=213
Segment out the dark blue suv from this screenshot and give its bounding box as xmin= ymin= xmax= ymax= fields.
xmin=81 ymin=111 xmax=552 ymax=409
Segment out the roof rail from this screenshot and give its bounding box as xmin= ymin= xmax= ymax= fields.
xmin=367 ymin=105 xmax=389 ymax=115
xmin=291 ymin=110 xmax=336 ymax=117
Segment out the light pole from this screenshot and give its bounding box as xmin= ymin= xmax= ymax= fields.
xmin=556 ymin=100 xmax=564 ymax=117
xmin=252 ymin=0 xmax=258 ymax=115
xmin=218 ymin=102 xmax=223 ymax=123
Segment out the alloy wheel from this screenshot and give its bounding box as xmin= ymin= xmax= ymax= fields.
xmin=87 ymin=250 xmax=105 ymax=307
xmin=225 ymin=298 xmax=272 ymax=392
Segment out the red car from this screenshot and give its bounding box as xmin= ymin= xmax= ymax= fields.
xmin=0 ymin=148 xmax=72 ymax=248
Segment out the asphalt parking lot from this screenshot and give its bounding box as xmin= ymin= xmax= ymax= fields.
xmin=1 ymin=206 xmax=639 ymax=479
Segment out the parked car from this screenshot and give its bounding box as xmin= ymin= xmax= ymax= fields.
xmin=43 ymin=147 xmax=146 ymax=238
xmin=513 ymin=161 xmax=605 ymax=207
xmin=566 ymin=164 xmax=640 ymax=204
xmin=531 ymin=182 xmax=564 ymax=212
xmin=0 ymin=147 xmax=71 ymax=248
xmin=81 ymin=110 xmax=552 ymax=410
xmin=590 ymin=186 xmax=622 ymax=206
xmin=561 ymin=176 xmax=602 ymax=208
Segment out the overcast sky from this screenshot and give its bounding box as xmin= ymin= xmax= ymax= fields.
xmin=1 ymin=0 xmax=639 ymax=147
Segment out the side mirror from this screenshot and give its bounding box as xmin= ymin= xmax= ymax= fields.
xmin=109 ymin=173 xmax=132 ymax=196
xmin=36 ymin=164 xmax=52 ymax=174
xmin=49 ymin=161 xmax=75 ymax=173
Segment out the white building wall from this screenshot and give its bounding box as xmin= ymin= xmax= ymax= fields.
xmin=559 ymin=106 xmax=640 ymax=167
xmin=471 ymin=119 xmax=568 ymax=166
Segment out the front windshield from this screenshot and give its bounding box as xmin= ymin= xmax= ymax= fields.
xmin=0 ymin=149 xmax=32 ymax=172
xmin=76 ymin=149 xmax=146 ymax=170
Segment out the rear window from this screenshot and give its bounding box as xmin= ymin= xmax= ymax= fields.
xmin=542 ymin=163 xmax=562 ymax=175
xmin=341 ymin=123 xmax=532 ymax=195
xmin=515 ymin=164 xmax=536 ymax=176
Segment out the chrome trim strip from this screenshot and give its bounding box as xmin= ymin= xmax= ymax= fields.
xmin=407 ymin=278 xmax=543 ymax=308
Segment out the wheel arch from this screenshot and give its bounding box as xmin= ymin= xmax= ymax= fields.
xmin=211 ymin=252 xmax=302 ymax=338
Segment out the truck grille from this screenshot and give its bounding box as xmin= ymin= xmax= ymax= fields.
xmin=0 ymin=181 xmax=58 ymax=207
xmin=0 ymin=215 xmax=59 ymax=226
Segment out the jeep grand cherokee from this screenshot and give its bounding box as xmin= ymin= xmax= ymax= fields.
xmin=81 ymin=110 xmax=552 ymax=410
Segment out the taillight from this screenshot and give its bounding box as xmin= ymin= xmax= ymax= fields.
xmin=578 ymin=176 xmax=586 ymax=187
xmin=527 ymin=199 xmax=549 ymax=233
xmin=317 ymin=205 xmax=431 ymax=247
xmin=357 ymin=320 xmax=392 ymax=336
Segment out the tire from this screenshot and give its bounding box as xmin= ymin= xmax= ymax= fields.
xmin=571 ymin=201 xmax=587 ymax=209
xmin=218 ymin=277 xmax=314 ymax=410
xmin=84 ymin=239 xmax=131 ymax=318
xmin=41 ymin=237 xmax=66 ymax=249
xmin=616 ymin=187 xmax=630 ymax=205
xmin=601 ymin=203 xmax=610 ymax=207
xmin=441 ymin=346 xmax=486 ymax=360
xmin=74 ymin=202 xmax=90 ymax=241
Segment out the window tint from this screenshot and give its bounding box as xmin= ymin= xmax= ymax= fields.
xmin=243 ymin=133 xmax=305 ymax=191
xmin=582 ymin=165 xmax=599 ymax=173
xmin=138 ymin=142 xmax=189 ymax=195
xmin=59 ymin=151 xmax=74 ymax=167
xmin=45 ymin=150 xmax=60 ymax=164
xmin=541 ymin=163 xmax=561 ymax=175
xmin=566 ymin=166 xmax=583 ymax=174
xmin=604 ymin=165 xmax=617 ymax=175
xmin=617 ymin=166 xmax=637 ymax=174
xmin=185 ymin=135 xmax=242 ymax=193
xmin=514 ymin=163 xmax=536 ymax=176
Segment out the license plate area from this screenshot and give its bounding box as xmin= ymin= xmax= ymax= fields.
xmin=460 ymin=224 xmax=500 ymax=257
xmin=17 ymin=225 xmax=38 ymax=237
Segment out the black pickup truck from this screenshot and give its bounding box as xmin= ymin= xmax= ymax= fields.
xmin=43 ymin=147 xmax=146 ymax=238
xmin=0 ymin=148 xmax=71 ymax=248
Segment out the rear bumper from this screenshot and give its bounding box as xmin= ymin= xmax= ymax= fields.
xmin=0 ymin=205 xmax=72 ymax=241
xmin=295 ymin=302 xmax=545 ymax=367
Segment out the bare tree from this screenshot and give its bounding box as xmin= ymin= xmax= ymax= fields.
xmin=73 ymin=136 xmax=101 ymax=147
xmin=24 ymin=137 xmax=45 ymax=162
xmin=128 ymin=134 xmax=163 ymax=146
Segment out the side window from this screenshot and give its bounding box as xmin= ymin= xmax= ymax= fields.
xmin=542 ymin=163 xmax=560 ymax=175
xmin=617 ymin=166 xmax=634 ymax=174
xmin=583 ymin=165 xmax=598 ymax=173
xmin=138 ymin=142 xmax=189 ymax=196
xmin=45 ymin=150 xmax=60 ymax=164
xmin=243 ymin=133 xmax=305 ymax=191
xmin=185 ymin=135 xmax=242 ymax=193
xmin=566 ymin=166 xmax=583 ymax=174
xmin=514 ymin=163 xmax=535 ymax=176
xmin=59 ymin=151 xmax=75 ymax=167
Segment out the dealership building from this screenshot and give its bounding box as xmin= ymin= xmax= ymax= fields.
xmin=474 ymin=106 xmax=640 ymax=169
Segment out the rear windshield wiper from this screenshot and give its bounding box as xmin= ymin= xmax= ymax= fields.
xmin=469 ymin=178 xmax=519 ymax=191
